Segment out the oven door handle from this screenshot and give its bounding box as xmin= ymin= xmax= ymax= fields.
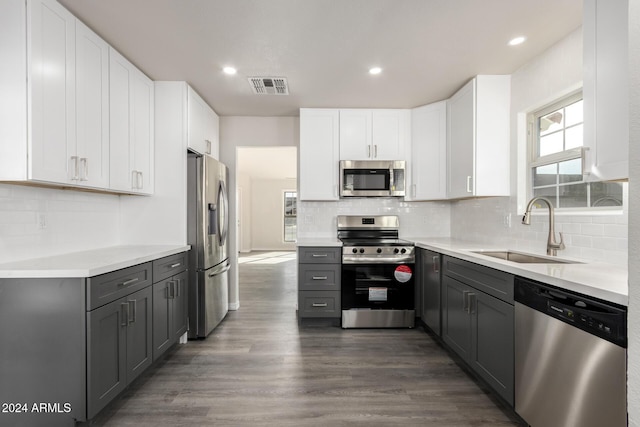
xmin=342 ymin=255 xmax=415 ymax=264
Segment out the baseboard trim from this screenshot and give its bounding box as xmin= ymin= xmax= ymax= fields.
xmin=229 ymin=301 xmax=240 ymax=311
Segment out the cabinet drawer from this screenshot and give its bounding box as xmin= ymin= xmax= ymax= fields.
xmin=298 ymin=291 xmax=341 ymax=318
xmin=153 ymin=252 xmax=188 ymax=283
xmin=87 ymin=262 xmax=152 ymax=311
xmin=298 ymin=247 xmax=341 ymax=264
xmin=298 ymin=264 xmax=341 ymax=291
xmin=442 ymin=256 xmax=514 ymax=304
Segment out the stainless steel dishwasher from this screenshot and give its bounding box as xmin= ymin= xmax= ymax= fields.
xmin=514 ymin=277 xmax=627 ymax=427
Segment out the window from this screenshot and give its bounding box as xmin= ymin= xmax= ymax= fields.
xmin=529 ymin=94 xmax=623 ymax=209
xmin=283 ymin=191 xmax=297 ymax=242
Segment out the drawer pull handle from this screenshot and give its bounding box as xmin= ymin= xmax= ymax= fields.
xmin=312 ymin=276 xmax=328 ymax=280
xmin=121 ymin=278 xmax=139 ymax=287
xmin=170 ymin=263 xmax=181 ymax=268
xmin=312 ymin=303 xmax=328 ymax=308
xmin=312 ymin=254 xmax=328 ymax=258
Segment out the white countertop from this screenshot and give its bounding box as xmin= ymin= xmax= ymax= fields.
xmin=0 ymin=245 xmax=191 ymax=278
xmin=408 ymin=237 xmax=628 ymax=306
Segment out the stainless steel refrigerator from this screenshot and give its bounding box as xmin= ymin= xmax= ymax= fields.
xmin=187 ymin=152 xmax=230 ymax=338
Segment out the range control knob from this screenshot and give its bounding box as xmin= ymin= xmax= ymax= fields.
xmin=352 ymin=248 xmax=358 ymax=254
xmin=401 ymin=248 xmax=407 ymax=254
xmin=359 ymin=248 xmax=365 ymax=254
xmin=376 ymin=248 xmax=382 ymax=254
xmin=394 ymin=248 xmax=400 ymax=254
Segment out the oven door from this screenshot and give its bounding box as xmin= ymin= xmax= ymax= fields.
xmin=341 ymin=263 xmax=415 ymax=310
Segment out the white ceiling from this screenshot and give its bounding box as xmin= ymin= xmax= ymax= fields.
xmin=58 ymin=0 xmax=582 ymax=117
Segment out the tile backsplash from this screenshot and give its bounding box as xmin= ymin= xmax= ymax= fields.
xmin=299 ymin=192 xmax=628 ymax=267
xmin=298 ymin=198 xmax=451 ymax=239
xmin=451 ymin=195 xmax=629 ymax=266
xmin=0 ymin=184 xmax=120 ymax=263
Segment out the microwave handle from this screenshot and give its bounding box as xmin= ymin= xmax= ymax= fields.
xmin=389 ymin=166 xmax=395 ymax=194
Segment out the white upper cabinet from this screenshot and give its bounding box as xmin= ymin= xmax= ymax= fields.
xmin=299 ymin=109 xmax=340 ymax=200
xmin=0 ymin=0 xmax=152 ymax=194
xmin=75 ymin=20 xmax=110 ymax=189
xmin=371 ymin=110 xmax=409 ymax=160
xmin=0 ymin=0 xmax=110 ymax=187
xmin=187 ymin=86 xmax=219 ymax=159
xmin=339 ymin=109 xmax=371 ymax=159
xmin=447 ymin=75 xmax=510 ymax=199
xmin=109 ymin=48 xmax=154 ymax=195
xmin=407 ymin=101 xmax=447 ymax=201
xmin=28 ymin=0 xmax=76 ymax=184
xmin=583 ymin=0 xmax=628 ymax=181
xmin=339 ymin=109 xmax=409 ymax=160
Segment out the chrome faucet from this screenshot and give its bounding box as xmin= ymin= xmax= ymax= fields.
xmin=522 ymin=197 xmax=565 ymax=256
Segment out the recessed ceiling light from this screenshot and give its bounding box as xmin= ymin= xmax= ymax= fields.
xmin=223 ymin=66 xmax=237 ymax=75
xmin=508 ymin=36 xmax=526 ymax=46
xmin=369 ymin=67 xmax=382 ymax=75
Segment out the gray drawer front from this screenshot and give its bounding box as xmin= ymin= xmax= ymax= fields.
xmin=299 ymin=291 xmax=341 ymax=318
xmin=442 ymin=256 xmax=514 ymax=304
xmin=87 ymin=262 xmax=152 ymax=310
xmin=298 ymin=264 xmax=341 ymax=291
xmin=298 ymin=247 xmax=341 ymax=264
xmin=153 ymin=252 xmax=188 ymax=283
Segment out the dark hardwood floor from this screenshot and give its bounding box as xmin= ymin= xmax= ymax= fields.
xmin=91 ymin=252 xmax=524 ymax=426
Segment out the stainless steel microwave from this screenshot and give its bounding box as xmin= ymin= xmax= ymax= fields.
xmin=339 ymin=160 xmax=406 ymax=197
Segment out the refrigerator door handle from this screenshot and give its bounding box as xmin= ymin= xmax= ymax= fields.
xmin=218 ymin=180 xmax=229 ymax=246
xmin=208 ymin=262 xmax=231 ymax=277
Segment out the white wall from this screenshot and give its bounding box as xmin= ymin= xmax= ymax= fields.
xmin=219 ymin=116 xmax=299 ymax=310
xmin=250 ymin=178 xmax=297 ymax=251
xmin=627 ymin=0 xmax=639 ymax=423
xmin=237 ymin=172 xmax=252 ymax=252
xmin=450 ymin=27 xmax=629 ymax=266
xmin=0 ymin=183 xmax=120 ymax=262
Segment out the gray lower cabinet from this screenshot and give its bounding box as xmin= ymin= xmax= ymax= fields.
xmin=298 ymin=246 xmax=341 ymax=319
xmin=418 ymin=248 xmax=442 ymax=336
xmin=87 ymin=285 xmax=153 ymax=419
xmin=441 ymin=255 xmax=514 ymax=405
xmin=0 ymin=251 xmax=188 ymax=426
xmin=153 ymin=269 xmax=188 ymax=360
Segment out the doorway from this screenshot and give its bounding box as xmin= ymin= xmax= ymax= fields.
xmin=236 ymin=146 xmax=297 ymax=253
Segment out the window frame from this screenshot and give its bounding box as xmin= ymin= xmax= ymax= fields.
xmin=283 ymin=190 xmax=297 ymax=243
xmin=527 ymin=92 xmax=623 ymax=212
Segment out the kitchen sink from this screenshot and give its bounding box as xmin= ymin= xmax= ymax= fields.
xmin=470 ymin=250 xmax=581 ymax=264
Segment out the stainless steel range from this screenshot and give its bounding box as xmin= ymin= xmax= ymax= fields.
xmin=338 ymin=215 xmax=415 ymax=328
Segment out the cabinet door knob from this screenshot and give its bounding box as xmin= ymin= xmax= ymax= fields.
xmin=70 ymin=156 xmax=79 ymax=180
xmin=466 ymin=176 xmax=473 ymax=193
xmin=120 ymin=303 xmax=129 ymax=326
xmin=128 ymin=299 xmax=137 ymax=323
xmin=312 ymin=303 xmax=328 ymax=308
xmin=80 ymin=158 xmax=89 ymax=181
xmin=462 ymin=290 xmax=470 ymax=313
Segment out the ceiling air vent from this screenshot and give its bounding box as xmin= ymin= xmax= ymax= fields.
xmin=248 ymin=77 xmax=289 ymax=95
